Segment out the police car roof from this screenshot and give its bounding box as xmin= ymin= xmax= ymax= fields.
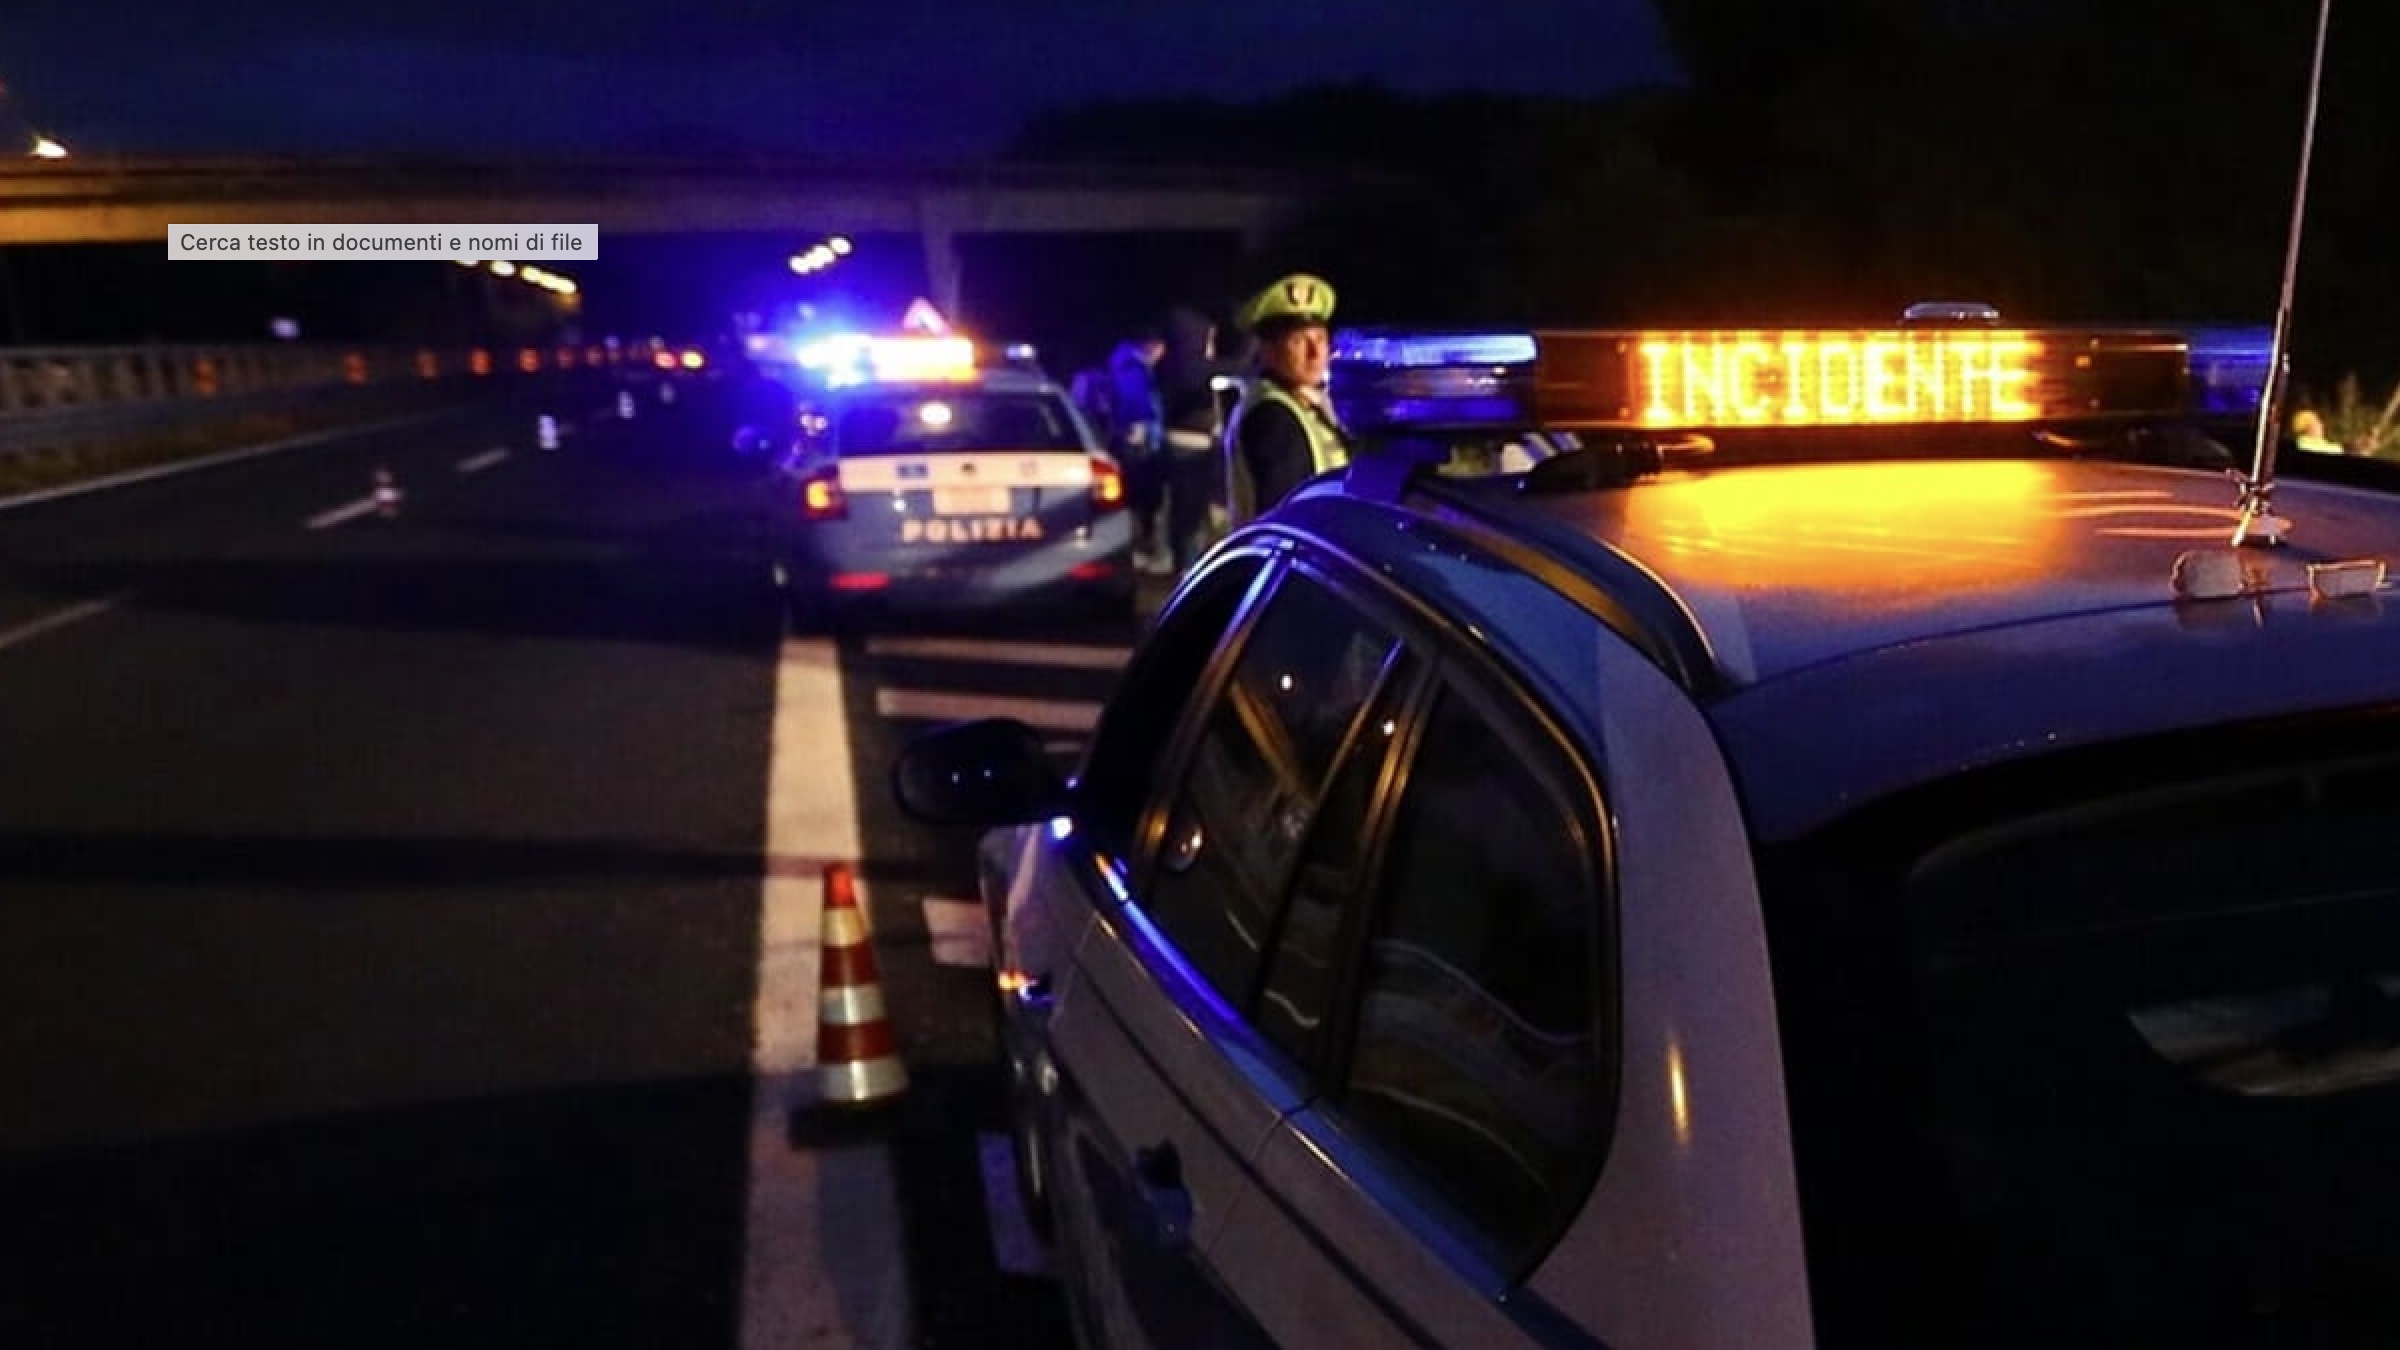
xmin=1283 ymin=455 xmax=2400 ymax=840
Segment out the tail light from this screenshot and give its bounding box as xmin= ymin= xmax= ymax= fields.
xmin=1089 ymin=454 xmax=1126 ymax=511
xmin=800 ymin=468 xmax=847 ymax=521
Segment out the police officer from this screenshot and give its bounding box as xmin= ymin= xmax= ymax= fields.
xmin=2293 ymin=408 xmax=2344 ymax=454
xmin=1224 ymin=273 xmax=1352 ymax=528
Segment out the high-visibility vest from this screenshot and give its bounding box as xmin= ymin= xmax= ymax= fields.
xmin=1224 ymin=378 xmax=1348 ymax=525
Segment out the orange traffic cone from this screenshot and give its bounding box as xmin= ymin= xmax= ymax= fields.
xmin=816 ymin=862 xmax=908 ymax=1108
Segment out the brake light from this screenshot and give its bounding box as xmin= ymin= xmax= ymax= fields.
xmin=800 ymin=470 xmax=847 ymax=521
xmin=1090 ymin=454 xmax=1126 ymax=511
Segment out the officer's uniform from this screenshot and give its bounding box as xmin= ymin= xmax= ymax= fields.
xmin=2294 ymin=408 xmax=2344 ymax=455
xmin=1223 ymin=274 xmax=1353 ymax=529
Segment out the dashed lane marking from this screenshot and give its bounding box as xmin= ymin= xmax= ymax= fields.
xmin=0 ymin=590 xmax=136 ymax=655
xmin=862 ymin=636 xmax=1131 ymax=670
xmin=873 ymin=688 xmax=1103 ymax=734
xmin=303 ymin=495 xmax=384 ymax=531
xmin=921 ymin=897 xmax=992 ymax=969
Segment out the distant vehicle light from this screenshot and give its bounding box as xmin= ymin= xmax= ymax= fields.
xmin=680 ymin=349 xmax=706 ymax=370
xmin=801 ymin=470 xmax=847 ymax=521
xmin=1089 ymin=455 xmax=1126 ymax=510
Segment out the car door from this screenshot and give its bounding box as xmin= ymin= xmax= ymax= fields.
xmin=1036 ymin=555 xmax=1426 ymax=1349
xmin=1203 ymin=593 xmax=1620 ymax=1348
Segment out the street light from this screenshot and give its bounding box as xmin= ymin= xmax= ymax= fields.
xmin=789 ymin=236 xmax=851 ymax=276
xmin=29 ymin=135 xmax=66 ymax=159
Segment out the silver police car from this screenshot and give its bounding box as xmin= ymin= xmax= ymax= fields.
xmin=897 ymin=316 xmax=2400 ymax=1347
xmin=768 ymin=352 xmax=1135 ymax=631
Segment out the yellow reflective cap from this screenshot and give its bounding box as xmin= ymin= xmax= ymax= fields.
xmin=1239 ymin=273 xmax=1337 ymax=332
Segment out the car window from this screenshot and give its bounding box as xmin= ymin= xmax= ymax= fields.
xmin=1760 ymin=727 xmax=2400 ymax=1345
xmin=1332 ymin=677 xmax=1608 ymax=1278
xmin=1142 ymin=570 xmax=1404 ymax=1010
xmin=1074 ymin=554 xmax=1267 ymax=860
xmin=1249 ymin=654 xmax=1420 ymax=1070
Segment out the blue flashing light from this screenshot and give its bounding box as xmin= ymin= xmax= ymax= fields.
xmin=790 ymin=332 xmax=978 ymax=387
xmin=2182 ymin=325 xmax=2274 ymax=420
xmin=1330 ymin=327 xmax=1540 ymax=434
xmin=1332 ymin=331 xmax=1538 ymax=368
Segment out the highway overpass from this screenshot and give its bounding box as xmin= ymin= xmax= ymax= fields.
xmin=0 ymin=155 xmax=1325 ymax=318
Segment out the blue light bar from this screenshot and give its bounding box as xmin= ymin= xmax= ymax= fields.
xmin=1331 ymin=331 xmax=1538 ymax=367
xmin=2181 ymin=325 xmax=2274 ymax=419
xmin=1329 ymin=327 xmax=1540 ymax=434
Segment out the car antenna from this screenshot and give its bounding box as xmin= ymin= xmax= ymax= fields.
xmin=2232 ymin=0 xmax=2336 ymax=549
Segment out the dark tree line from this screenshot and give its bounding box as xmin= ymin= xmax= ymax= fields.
xmin=1011 ymin=3 xmax=2399 ymax=402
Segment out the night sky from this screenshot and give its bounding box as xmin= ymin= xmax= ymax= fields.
xmin=0 ymin=2 xmax=1678 ymax=157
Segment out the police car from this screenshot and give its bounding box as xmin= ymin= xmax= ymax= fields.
xmin=764 ymin=333 xmax=1136 ymax=630
xmin=893 ymin=309 xmax=2400 ymax=1347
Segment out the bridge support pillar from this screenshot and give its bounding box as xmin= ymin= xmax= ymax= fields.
xmin=915 ymin=191 xmax=972 ymax=323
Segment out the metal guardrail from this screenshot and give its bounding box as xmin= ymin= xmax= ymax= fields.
xmin=0 ymin=341 xmax=660 ymax=457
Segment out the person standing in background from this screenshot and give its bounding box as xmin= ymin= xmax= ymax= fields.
xmin=1156 ymin=305 xmax=1243 ymax=573
xmin=1104 ymin=325 xmax=1168 ymax=567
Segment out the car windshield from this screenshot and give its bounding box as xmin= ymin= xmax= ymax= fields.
xmin=1757 ymin=711 xmax=2400 ymax=1348
xmin=832 ymin=391 xmax=1083 ymax=455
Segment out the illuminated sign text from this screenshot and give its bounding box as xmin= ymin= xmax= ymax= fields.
xmin=1634 ymin=331 xmax=2044 ymax=427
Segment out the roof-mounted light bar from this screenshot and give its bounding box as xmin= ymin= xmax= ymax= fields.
xmin=795 ymin=333 xmax=979 ymax=386
xmin=1330 ymin=327 xmax=1541 ymax=433
xmin=1330 ymin=318 xmax=2272 ymax=437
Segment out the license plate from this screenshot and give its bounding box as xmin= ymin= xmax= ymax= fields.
xmin=932 ymin=486 xmax=1011 ymax=516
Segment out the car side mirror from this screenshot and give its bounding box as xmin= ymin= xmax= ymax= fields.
xmin=892 ymin=718 xmax=1071 ymax=827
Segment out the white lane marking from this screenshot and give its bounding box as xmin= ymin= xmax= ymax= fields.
xmin=863 ymin=636 xmax=1130 ymax=670
xmin=0 ymin=590 xmax=135 ymax=655
xmin=740 ymin=636 xmax=913 ymax=1350
xmin=0 ymin=406 xmax=463 ymax=514
xmin=979 ymin=1131 xmax=1056 ymax=1279
xmin=456 ymin=448 xmax=511 ymax=474
xmin=921 ymin=897 xmax=992 ymax=969
xmin=741 ymin=1119 xmax=913 ymax=1350
xmin=303 ymin=495 xmax=384 ymax=531
xmin=874 ymin=688 xmax=1103 ymax=733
